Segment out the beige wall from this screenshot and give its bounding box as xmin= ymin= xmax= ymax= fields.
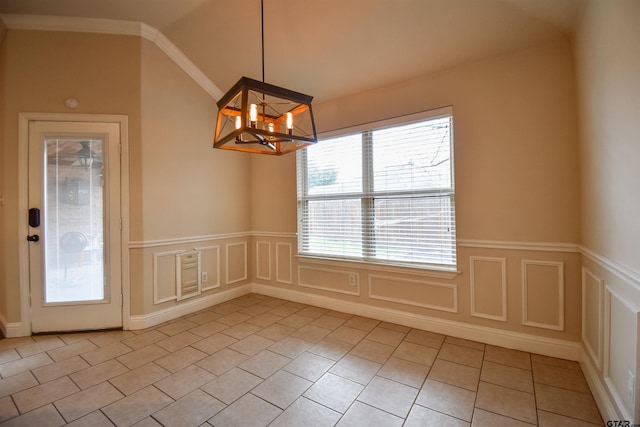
xmin=252 ymin=38 xmax=584 ymax=343
xmin=575 ymin=1 xmax=640 ymax=422
xmin=0 ymin=18 xmax=7 ymax=324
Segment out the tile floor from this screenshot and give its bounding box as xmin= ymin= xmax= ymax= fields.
xmin=0 ymin=294 xmax=604 ymax=426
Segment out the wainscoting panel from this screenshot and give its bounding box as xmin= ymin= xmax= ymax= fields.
xmin=582 ymin=267 xmax=603 ymax=369
xmin=368 ymin=274 xmax=458 ymax=313
xmin=256 ymin=241 xmax=271 ymax=281
xmin=226 ymin=242 xmax=247 ymax=285
xmin=470 ymin=256 xmax=507 ymax=321
xmin=298 ymin=265 xmax=359 ymax=295
xmin=195 ymin=245 xmax=221 ymax=291
xmin=153 ymin=250 xmax=184 ymax=304
xmin=522 ymin=259 xmax=564 ymax=330
xmin=276 ymin=243 xmax=293 ymax=284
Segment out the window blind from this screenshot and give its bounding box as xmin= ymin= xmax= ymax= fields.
xmin=297 ymin=107 xmax=456 ymax=269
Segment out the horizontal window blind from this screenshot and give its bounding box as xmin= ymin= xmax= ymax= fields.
xmin=297 ymin=107 xmax=456 ymax=269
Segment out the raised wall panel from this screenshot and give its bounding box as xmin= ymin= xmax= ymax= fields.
xmin=470 ymin=256 xmax=507 ymax=322
xmin=256 ymin=241 xmax=271 ymax=281
xmin=195 ymin=245 xmax=220 ymax=291
xmin=298 ymin=266 xmax=359 ymax=295
xmin=368 ymin=275 xmax=457 ymax=313
xmin=153 ymin=250 xmax=183 ymax=304
xmin=582 ymin=267 xmax=603 ymax=369
xmin=276 ymin=243 xmax=293 ymax=284
xmin=522 ymin=260 xmax=564 ymax=331
xmin=603 ymin=287 xmax=639 ymax=422
xmin=226 ymin=242 xmax=247 ymax=285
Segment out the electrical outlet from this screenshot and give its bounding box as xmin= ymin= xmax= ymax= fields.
xmin=627 ymin=371 xmax=635 ymax=399
xmin=201 ymin=272 xmax=208 ymax=283
xmin=348 ymin=274 xmax=357 ymax=286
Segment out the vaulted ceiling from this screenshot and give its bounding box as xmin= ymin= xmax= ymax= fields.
xmin=0 ymin=0 xmax=584 ymax=104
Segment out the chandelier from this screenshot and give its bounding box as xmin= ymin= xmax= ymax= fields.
xmin=213 ymin=0 xmax=317 ymax=155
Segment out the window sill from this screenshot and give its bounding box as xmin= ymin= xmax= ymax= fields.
xmin=295 ymin=254 xmax=460 ymax=280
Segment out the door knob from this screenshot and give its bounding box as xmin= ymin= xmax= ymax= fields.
xmin=27 ymin=235 xmax=40 ymax=242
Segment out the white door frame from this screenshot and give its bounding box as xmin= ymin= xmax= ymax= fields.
xmin=18 ymin=113 xmax=130 ymax=337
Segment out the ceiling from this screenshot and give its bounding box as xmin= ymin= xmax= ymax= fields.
xmin=0 ymin=0 xmax=584 ymax=104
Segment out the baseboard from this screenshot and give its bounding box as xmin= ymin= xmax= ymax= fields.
xmin=0 ymin=312 xmax=24 ymax=338
xmin=128 ymin=284 xmax=252 ymax=330
xmin=251 ymin=283 xmax=582 ymax=361
xmin=580 ymin=344 xmax=627 ymax=423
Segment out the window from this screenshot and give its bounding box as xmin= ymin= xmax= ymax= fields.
xmin=296 ymin=107 xmax=456 ymax=269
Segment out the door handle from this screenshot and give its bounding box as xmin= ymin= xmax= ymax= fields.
xmin=27 ymin=235 xmax=40 ymax=242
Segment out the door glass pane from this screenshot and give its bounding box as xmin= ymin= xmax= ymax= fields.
xmin=44 ymin=138 xmax=105 ymax=303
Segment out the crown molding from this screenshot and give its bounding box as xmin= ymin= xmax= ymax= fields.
xmin=0 ymin=14 xmax=224 ymax=100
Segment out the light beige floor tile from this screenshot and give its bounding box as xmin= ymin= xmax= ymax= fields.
xmin=0 ymin=352 xmax=53 ymax=378
xmin=269 ymin=336 xmax=313 ymax=358
xmin=303 ymin=372 xmax=364 ymax=413
xmin=238 ymin=349 xmax=291 ymax=378
xmin=291 ymin=325 xmax=332 ymax=343
xmin=110 ymin=362 xmax=170 ymax=395
xmin=308 ymin=338 xmax=354 ymax=361
xmin=88 ymin=330 xmax=135 ymax=347
xmin=185 ymin=309 xmax=223 ymax=324
xmin=120 ymin=330 xmax=168 ymax=350
xmin=156 ymin=319 xmax=199 ymax=336
xmin=201 ymin=367 xmax=262 ymax=404
xmin=0 ymin=348 xmax=20 ymax=365
xmin=357 ymin=376 xmax=418 ymax=418
xmin=152 ymin=389 xmax=225 ymax=426
xmin=378 ymin=356 xmax=430 ymax=388
xmin=0 ymin=337 xmax=36 ymax=352
xmin=228 ymin=334 xmax=275 ymax=356
xmin=55 ymin=381 xmax=124 ymax=423
xmin=327 ymin=326 xmax=368 ymax=345
xmin=283 ymin=351 xmax=334 ymax=381
xmin=534 ymin=383 xmax=602 ymax=424
xmin=12 ymin=376 xmax=79 ymax=413
xmin=438 ymin=343 xmax=484 ymax=368
xmin=0 ymin=372 xmax=38 ymax=398
xmin=211 ymin=302 xmax=243 ymax=315
xmin=196 ymin=347 xmax=248 ymax=375
xmin=349 ymin=339 xmax=395 ymax=364
xmin=116 ymin=344 xmax=169 ymax=369
xmin=1 ymin=403 xmax=65 ymax=427
xmin=532 ymin=354 xmax=582 ymax=371
xmin=445 ymin=336 xmax=486 ymax=351
xmin=0 ymin=396 xmax=19 ymax=423
xmin=428 ymin=358 xmax=481 ymax=391
xmin=46 ymin=340 xmax=98 ymax=362
xmin=256 ymin=323 xmax=298 ymax=341
xmin=365 ymin=326 xmax=406 ymax=347
xmin=153 ymin=346 xmax=207 ymax=373
xmin=404 ymin=404 xmax=470 ymax=427
xmin=269 ymin=396 xmax=341 ymax=427
xmin=471 ymin=408 xmax=536 ymax=426
xmin=343 ymin=316 xmax=380 ymax=332
xmin=154 ymin=364 xmax=215 ymax=400
xmin=209 ymin=393 xmax=281 ymax=427
xmin=245 ymin=313 xmax=282 ymax=328
xmin=415 ymin=379 xmax=476 ymax=422
xmin=31 ymin=355 xmax=89 ymax=384
xmin=188 ymin=320 xmax=229 ymax=338
xmin=311 ymin=315 xmax=348 ymax=330
xmin=480 ymin=360 xmax=534 ymax=393
xmin=404 ymin=329 xmax=445 ymax=349
xmin=65 ymin=410 xmax=115 ymax=427
xmin=80 ymin=341 xmax=132 ymax=366
xmin=252 ymin=370 xmax=313 ymax=409
xmin=239 ymin=304 xmax=272 ymax=317
xmin=393 ymin=341 xmax=438 ymax=366
xmin=58 ymin=332 xmax=103 ymax=346
xmin=217 ymin=311 xmax=252 ymax=326
xmin=329 ymin=354 xmax=381 ymax=385
xmin=484 ymin=345 xmax=531 ymax=370
xmin=475 ymin=381 xmax=537 ymax=424
xmin=269 ymin=305 xmax=304 ymax=318
xmin=378 ymin=322 xmax=411 ymax=333
xmin=532 ymin=361 xmax=590 ymax=393
xmin=101 ymin=385 xmax=173 ymax=426
xmin=278 ymin=313 xmax=315 ymax=329
xmin=297 ymin=306 xmax=329 ymax=319
xmin=16 ymin=336 xmax=65 ymax=358
xmin=537 ymin=409 xmax=603 ymax=426
xmin=69 ymin=359 xmax=129 ymax=389
xmin=336 ymin=401 xmax=404 ymax=427
xmin=155 ymin=331 xmax=201 ymax=352
xmin=190 ymin=332 xmax=237 ymax=354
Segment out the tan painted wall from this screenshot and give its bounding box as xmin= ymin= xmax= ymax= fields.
xmin=251 ymin=39 xmax=583 ymax=342
xmin=0 ymin=18 xmax=7 ymax=323
xmin=1 ymin=30 xmax=141 ymax=324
